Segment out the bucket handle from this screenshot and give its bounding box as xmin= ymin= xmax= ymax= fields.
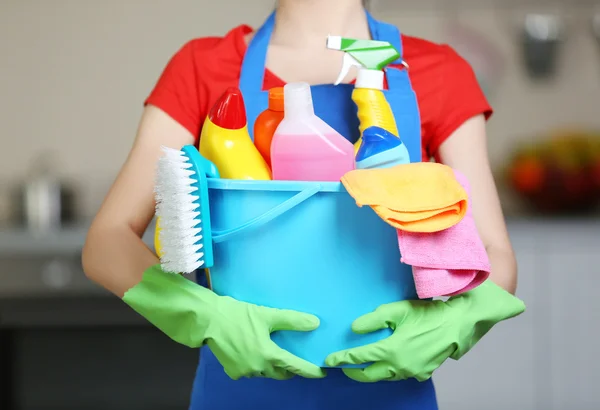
xmin=212 ymin=184 xmax=322 ymax=244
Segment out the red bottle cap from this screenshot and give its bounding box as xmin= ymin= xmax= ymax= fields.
xmin=208 ymin=87 xmax=247 ymax=129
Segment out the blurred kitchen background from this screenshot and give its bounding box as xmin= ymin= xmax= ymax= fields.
xmin=1 ymin=0 xmax=599 ymax=408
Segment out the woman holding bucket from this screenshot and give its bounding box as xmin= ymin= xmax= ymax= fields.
xmin=82 ymin=0 xmax=525 ymax=408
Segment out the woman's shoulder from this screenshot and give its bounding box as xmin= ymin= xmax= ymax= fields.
xmin=171 ymin=25 xmax=251 ymax=80
xmin=184 ymin=25 xmax=249 ymax=58
xmin=400 ymin=34 xmax=466 ymax=68
xmin=183 ymin=25 xmax=249 ymax=54
xmin=397 ymin=33 xmax=480 ymax=97
xmin=145 ymin=25 xmax=251 ymax=137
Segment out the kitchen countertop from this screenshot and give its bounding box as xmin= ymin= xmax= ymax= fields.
xmin=0 ymin=222 xmax=155 ymax=256
xmin=0 ymin=217 xmax=598 ymax=256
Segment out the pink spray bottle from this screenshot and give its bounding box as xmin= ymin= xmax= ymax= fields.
xmin=270 ymin=82 xmax=355 ymax=181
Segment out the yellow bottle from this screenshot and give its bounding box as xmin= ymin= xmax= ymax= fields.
xmin=199 ymin=87 xmax=271 ymax=180
xmin=326 ymin=36 xmax=407 ymax=153
xmin=352 ymin=87 xmax=398 ymax=154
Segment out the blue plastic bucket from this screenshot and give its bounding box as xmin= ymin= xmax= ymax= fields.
xmin=206 ymin=179 xmax=417 ymax=367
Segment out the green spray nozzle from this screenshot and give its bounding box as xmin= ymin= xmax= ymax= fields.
xmin=326 ymin=36 xmax=408 ymax=88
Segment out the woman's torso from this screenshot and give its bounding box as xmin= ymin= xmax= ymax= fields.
xmin=145 ymin=20 xmax=491 ymax=410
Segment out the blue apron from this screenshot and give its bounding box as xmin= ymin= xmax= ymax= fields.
xmin=190 ymin=11 xmax=437 ymax=410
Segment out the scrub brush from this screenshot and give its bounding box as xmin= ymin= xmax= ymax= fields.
xmin=154 ymin=145 xmax=219 ymax=274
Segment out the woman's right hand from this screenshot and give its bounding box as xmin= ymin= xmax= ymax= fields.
xmin=123 ymin=265 xmax=325 ymax=381
xmin=205 ymin=294 xmax=326 ymax=380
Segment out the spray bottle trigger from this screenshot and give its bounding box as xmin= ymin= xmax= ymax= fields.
xmin=334 ymin=53 xmax=362 ymax=86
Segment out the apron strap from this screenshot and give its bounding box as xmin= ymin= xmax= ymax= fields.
xmin=239 ymin=12 xmax=275 ymax=94
xmin=366 ymin=11 xmax=403 ymax=57
xmin=365 ymin=11 xmax=410 ymax=92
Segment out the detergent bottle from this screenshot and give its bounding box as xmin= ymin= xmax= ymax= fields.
xmin=199 ymin=87 xmax=271 ymax=180
xmin=253 ymin=87 xmax=284 ymax=167
xmin=271 ymin=82 xmax=355 ymax=181
xmin=355 ymin=126 xmax=410 ymax=169
xmin=326 ymin=36 xmax=407 ymax=154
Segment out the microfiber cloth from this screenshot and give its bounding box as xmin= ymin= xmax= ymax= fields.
xmin=397 ymin=170 xmax=491 ymax=299
xmin=341 ymin=162 xmax=468 ymax=233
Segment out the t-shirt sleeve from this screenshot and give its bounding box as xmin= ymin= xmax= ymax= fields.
xmin=427 ymin=45 xmax=493 ymax=159
xmin=145 ymin=41 xmax=206 ymax=137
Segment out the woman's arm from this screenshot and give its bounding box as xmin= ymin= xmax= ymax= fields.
xmin=82 ymin=105 xmax=195 ymax=297
xmin=437 ymin=115 xmax=518 ymax=294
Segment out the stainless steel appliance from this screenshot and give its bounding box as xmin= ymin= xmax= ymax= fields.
xmin=11 ymin=155 xmax=77 ymax=232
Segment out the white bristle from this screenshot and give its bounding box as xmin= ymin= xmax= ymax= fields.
xmin=155 ymin=146 xmax=206 ymax=273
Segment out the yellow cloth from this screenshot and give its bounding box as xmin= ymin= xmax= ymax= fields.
xmin=341 ymin=163 xmax=468 ymax=233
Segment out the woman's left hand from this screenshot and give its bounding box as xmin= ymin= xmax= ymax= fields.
xmin=325 ymin=280 xmax=526 ymax=383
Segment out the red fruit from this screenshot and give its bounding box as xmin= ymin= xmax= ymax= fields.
xmin=509 ymin=158 xmax=545 ymax=194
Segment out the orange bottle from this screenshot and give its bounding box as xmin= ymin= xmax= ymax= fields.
xmin=254 ymin=87 xmax=284 ymax=167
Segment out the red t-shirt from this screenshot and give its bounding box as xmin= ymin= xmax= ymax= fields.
xmin=145 ymin=25 xmax=492 ymax=162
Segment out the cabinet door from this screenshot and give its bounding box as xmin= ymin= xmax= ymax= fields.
xmin=545 ymin=232 xmax=600 ymax=410
xmin=434 ymin=232 xmax=537 ymax=410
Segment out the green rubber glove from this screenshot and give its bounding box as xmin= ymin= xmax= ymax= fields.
xmin=123 ymin=265 xmax=325 ymax=380
xmin=325 ymin=280 xmax=525 ymax=382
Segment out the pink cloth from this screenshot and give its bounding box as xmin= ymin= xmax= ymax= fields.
xmin=397 ymin=170 xmax=491 ymax=299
